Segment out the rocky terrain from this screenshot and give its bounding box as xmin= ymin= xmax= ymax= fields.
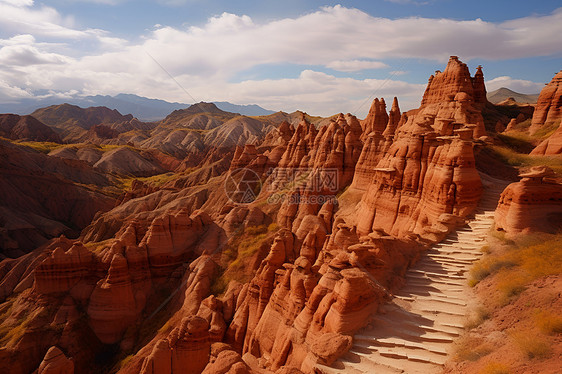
xmin=0 ymin=57 xmax=560 ymax=374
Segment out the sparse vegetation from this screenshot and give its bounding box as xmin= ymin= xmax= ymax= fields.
xmin=210 ymin=223 xmax=279 ymax=296
xmin=14 ymin=140 xmax=64 ymax=153
xmin=487 ymin=145 xmax=562 ymax=174
xmin=469 ymin=257 xmax=515 ymax=286
xmin=479 ymin=362 xmax=512 ymax=374
xmin=117 ymin=172 xmax=179 ymax=191
xmin=469 ymin=232 xmax=562 ymax=293
xmin=533 ymin=309 xmax=562 ymax=335
xmin=511 ymin=329 xmax=552 ymax=359
xmin=455 ymin=336 xmax=492 ymax=361
xmin=465 ymin=306 xmax=491 ymax=330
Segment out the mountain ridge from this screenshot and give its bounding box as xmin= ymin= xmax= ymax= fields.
xmin=0 ymin=94 xmax=276 ymax=120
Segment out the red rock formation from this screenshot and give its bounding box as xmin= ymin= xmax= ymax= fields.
xmin=202 ymin=348 xmax=250 ymax=374
xmin=0 ymin=114 xmax=61 ymax=143
xmin=140 ymin=316 xmax=211 ymax=374
xmin=355 ymin=121 xmax=481 ymax=239
xmin=530 ymin=71 xmax=562 ymax=134
xmin=418 ymin=56 xmax=487 ymax=137
xmin=37 ymin=346 xmax=74 ymax=374
xmin=33 ymin=242 xmax=93 ymax=294
xmin=0 ymin=139 xmax=114 ymax=255
xmin=361 ymin=98 xmax=389 ymax=139
xmin=495 ymin=166 xmax=562 ymax=235
xmin=140 ymin=210 xmax=211 ymax=276
xmin=531 ymin=123 xmax=562 ymax=155
xmin=87 ymin=253 xmax=137 ymax=344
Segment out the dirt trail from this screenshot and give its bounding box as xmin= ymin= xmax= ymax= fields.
xmin=320 ymin=175 xmax=508 ymax=374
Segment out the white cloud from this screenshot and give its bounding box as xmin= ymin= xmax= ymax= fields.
xmin=327 ymin=60 xmax=389 ymax=72
xmin=390 ymin=70 xmax=408 ymax=76
xmin=0 ymin=0 xmax=34 ymax=7
xmin=485 ymin=76 xmax=545 ymax=94
xmin=0 ymin=5 xmax=561 ymax=115
xmin=0 ymin=44 xmax=69 ymax=65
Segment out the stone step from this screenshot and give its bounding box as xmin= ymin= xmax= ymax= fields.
xmin=326 ymin=189 xmax=501 ymax=373
xmin=342 ymin=349 xmax=441 ymax=374
xmin=408 ymin=269 xmax=466 ymax=279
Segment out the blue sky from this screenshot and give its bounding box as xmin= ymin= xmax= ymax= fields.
xmin=0 ymin=0 xmax=561 ymax=116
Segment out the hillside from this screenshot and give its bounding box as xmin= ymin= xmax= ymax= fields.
xmin=0 ymin=57 xmax=560 ymax=374
xmin=487 ymin=87 xmax=540 ymax=104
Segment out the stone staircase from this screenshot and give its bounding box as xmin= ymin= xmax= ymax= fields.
xmin=318 ymin=176 xmax=507 ymax=374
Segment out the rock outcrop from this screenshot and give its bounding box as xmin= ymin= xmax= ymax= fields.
xmin=495 ymin=166 xmax=562 ymax=235
xmin=37 ymin=346 xmax=74 ymax=374
xmin=87 ymin=253 xmax=138 ymax=344
xmin=33 ymin=242 xmax=93 ymax=294
xmin=419 ymin=57 xmax=487 ymax=138
xmin=141 ymin=210 xmax=212 ymax=276
xmin=140 ymin=316 xmax=211 ymax=374
xmin=531 ymin=122 xmax=562 ymax=155
xmin=530 ymin=71 xmax=562 ymax=134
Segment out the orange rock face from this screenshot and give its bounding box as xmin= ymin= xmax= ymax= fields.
xmin=355 ymin=122 xmax=481 ymax=239
xmin=531 ymin=123 xmax=562 ymax=155
xmin=530 ymin=70 xmax=562 ymax=134
xmin=37 ymin=346 xmax=74 ymax=374
xmin=140 ymin=210 xmax=212 ymax=276
xmin=33 ymin=242 xmax=93 ymax=294
xmin=140 ymin=316 xmax=211 ymax=374
xmin=87 ymin=253 xmax=138 ymax=344
xmin=495 ymin=167 xmax=562 ymax=235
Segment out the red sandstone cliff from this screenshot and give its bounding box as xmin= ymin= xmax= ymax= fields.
xmin=530 ymin=71 xmax=562 ymax=135
xmin=495 ymin=166 xmax=562 ymax=235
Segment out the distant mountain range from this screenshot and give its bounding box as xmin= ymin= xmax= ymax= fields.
xmin=0 ymin=93 xmax=276 ymax=120
xmin=487 ymin=87 xmax=539 ymax=105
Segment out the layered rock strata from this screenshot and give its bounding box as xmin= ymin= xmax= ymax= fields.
xmin=495 ymin=166 xmax=562 ymax=235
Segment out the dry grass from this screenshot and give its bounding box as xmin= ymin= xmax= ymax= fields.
xmin=495 ymin=269 xmax=528 ymax=305
xmin=488 ymin=145 xmax=562 ymax=175
xmin=470 ymin=233 xmax=562 ymax=293
xmin=479 ymin=362 xmax=512 ymax=374
xmin=511 ymin=329 xmax=551 ymax=359
xmin=469 ymin=258 xmax=516 ymax=286
xmin=533 ymin=309 xmax=562 ymax=335
xmin=465 ymin=306 xmax=491 ymax=330
xmin=117 ymin=172 xmax=179 ymax=191
xmin=210 ymin=223 xmax=278 ymax=296
xmin=14 ymin=140 xmax=64 ymax=153
xmin=455 ymin=336 xmax=493 ymax=361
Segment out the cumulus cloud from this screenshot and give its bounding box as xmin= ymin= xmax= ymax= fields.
xmin=0 ymin=5 xmax=561 ymax=115
xmin=0 ymin=44 xmax=69 ymax=65
xmin=326 ymin=60 xmax=389 ymax=72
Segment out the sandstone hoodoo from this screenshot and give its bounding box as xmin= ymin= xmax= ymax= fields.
xmin=494 ymin=166 xmax=562 ymax=235
xmin=530 ymin=70 xmax=562 ymax=135
xmin=1 ymin=53 xmax=560 ymax=374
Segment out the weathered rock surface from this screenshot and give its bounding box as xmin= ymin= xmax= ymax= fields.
xmin=0 ymin=114 xmax=61 ymax=143
xmin=141 ymin=210 xmax=212 ymax=276
xmin=495 ymin=166 xmax=562 ymax=235
xmin=530 ymin=70 xmax=562 ymax=134
xmin=87 ymin=253 xmax=138 ymax=344
xmin=140 ymin=316 xmax=211 ymax=374
xmin=531 ymin=122 xmax=562 ymax=155
xmin=37 ymin=346 xmax=74 ymax=374
xmin=0 ymin=139 xmax=114 ymax=256
xmin=33 ymin=242 xmax=93 ymax=294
